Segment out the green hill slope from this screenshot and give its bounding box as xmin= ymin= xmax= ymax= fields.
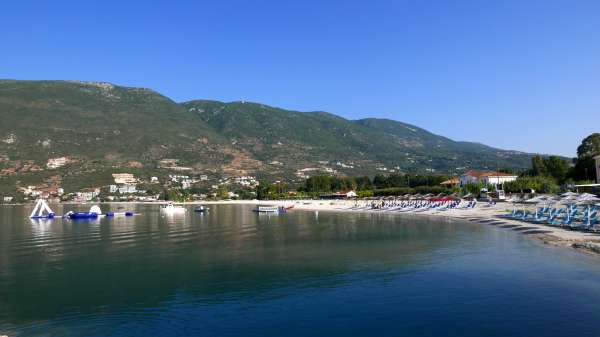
xmin=183 ymin=100 xmax=533 ymax=174
xmin=0 ymin=79 xmax=535 ymax=193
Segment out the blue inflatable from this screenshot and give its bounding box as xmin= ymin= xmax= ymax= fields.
xmin=31 ymin=212 xmax=55 ymax=219
xmin=68 ymin=212 xmax=99 ymax=219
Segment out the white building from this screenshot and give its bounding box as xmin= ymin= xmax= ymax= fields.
xmin=118 ymin=185 xmax=138 ymax=194
xmin=150 ymin=176 xmax=159 ymax=183
xmin=47 ymin=157 xmax=69 ymax=169
xmin=112 ymin=173 xmax=137 ymax=185
xmin=460 ymin=170 xmax=518 ymax=188
xmin=595 ymin=155 xmax=600 ymax=183
xmin=76 ymin=188 xmax=100 ymax=201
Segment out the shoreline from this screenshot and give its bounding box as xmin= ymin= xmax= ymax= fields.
xmin=215 ymin=199 xmax=600 ymax=256
xmin=9 ymin=199 xmax=600 ymax=256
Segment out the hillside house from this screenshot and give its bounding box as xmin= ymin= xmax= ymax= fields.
xmin=47 ymin=157 xmax=69 ymax=169
xmin=76 ymin=188 xmax=100 ymax=201
xmin=112 ymin=173 xmax=137 ymax=185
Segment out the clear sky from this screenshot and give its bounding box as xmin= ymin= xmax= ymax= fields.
xmin=2 ymin=0 xmax=599 ymax=157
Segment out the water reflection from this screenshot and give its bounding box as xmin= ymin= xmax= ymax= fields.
xmin=3 ymin=204 xmax=600 ymax=337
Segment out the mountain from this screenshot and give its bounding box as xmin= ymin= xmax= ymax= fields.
xmin=0 ymin=79 xmax=535 ymax=192
xmin=182 ymin=100 xmax=533 ymax=174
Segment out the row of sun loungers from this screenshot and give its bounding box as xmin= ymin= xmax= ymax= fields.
xmin=343 ymin=200 xmax=478 ymax=213
xmin=504 ymin=204 xmax=599 ymax=232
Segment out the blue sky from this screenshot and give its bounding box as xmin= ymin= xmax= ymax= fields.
xmin=2 ymin=0 xmax=599 ymax=157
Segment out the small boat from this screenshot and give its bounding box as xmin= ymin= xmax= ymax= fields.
xmin=194 ymin=206 xmax=209 ymax=213
xmin=161 ymin=203 xmax=186 ymax=214
xmin=253 ymin=206 xmax=287 ymax=213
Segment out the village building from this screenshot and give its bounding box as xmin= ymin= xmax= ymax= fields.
xmin=119 ymin=185 xmax=138 ymax=194
xmin=46 ymin=157 xmax=69 ymax=169
xmin=38 ymin=187 xmax=64 ymax=199
xmin=459 ymin=170 xmax=518 ymax=189
xmin=76 ymin=188 xmax=100 ymax=202
xmin=112 ymin=173 xmax=137 ymax=185
xmin=440 ymin=177 xmax=460 ymax=188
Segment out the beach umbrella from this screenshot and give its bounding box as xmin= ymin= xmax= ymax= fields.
xmin=577 ymin=193 xmax=600 ymax=202
xmin=524 ymin=196 xmax=549 ymax=203
xmin=561 ymin=192 xmax=579 ymax=198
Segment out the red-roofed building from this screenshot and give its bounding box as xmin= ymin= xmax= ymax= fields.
xmin=459 ymin=170 xmax=518 ymax=188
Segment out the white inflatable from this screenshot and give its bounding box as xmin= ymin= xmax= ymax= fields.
xmin=89 ymin=205 xmax=102 ymax=215
xmin=30 ymin=199 xmax=55 ymax=219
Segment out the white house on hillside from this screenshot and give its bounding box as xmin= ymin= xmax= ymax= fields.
xmin=460 ymin=170 xmax=518 ymax=189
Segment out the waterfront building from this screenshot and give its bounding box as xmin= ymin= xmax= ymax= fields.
xmin=459 ymin=170 xmax=518 ymax=188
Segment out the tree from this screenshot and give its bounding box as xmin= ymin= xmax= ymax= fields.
xmin=504 ymin=176 xmax=559 ymax=194
xmin=543 ymin=156 xmax=569 ymax=183
xmin=354 ymin=176 xmax=372 ymax=191
xmin=373 ymin=175 xmax=388 ymax=189
xmin=577 ymin=133 xmax=600 ymax=158
xmin=531 ymin=155 xmax=547 ymax=176
xmin=569 ymin=134 xmax=600 ymax=182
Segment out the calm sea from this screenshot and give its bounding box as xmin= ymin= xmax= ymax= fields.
xmin=1 ymin=204 xmax=600 ymax=336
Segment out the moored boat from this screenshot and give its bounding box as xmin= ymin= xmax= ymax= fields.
xmin=161 ymin=203 xmax=186 ymax=214
xmin=194 ymin=205 xmax=209 ymax=213
xmin=253 ymin=206 xmax=287 ymax=213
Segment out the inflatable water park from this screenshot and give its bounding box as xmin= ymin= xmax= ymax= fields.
xmin=29 ymin=199 xmax=135 ymax=220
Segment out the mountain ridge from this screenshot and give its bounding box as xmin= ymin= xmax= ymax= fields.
xmin=0 ymin=79 xmax=540 ymax=192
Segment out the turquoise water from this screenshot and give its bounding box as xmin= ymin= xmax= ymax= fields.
xmin=1 ymin=204 xmax=600 ymax=336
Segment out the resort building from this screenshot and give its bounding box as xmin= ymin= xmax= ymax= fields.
xmin=459 ymin=170 xmax=518 ymax=188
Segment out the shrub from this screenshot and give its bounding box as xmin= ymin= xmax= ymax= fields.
xmin=504 ymin=176 xmax=559 ymax=194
